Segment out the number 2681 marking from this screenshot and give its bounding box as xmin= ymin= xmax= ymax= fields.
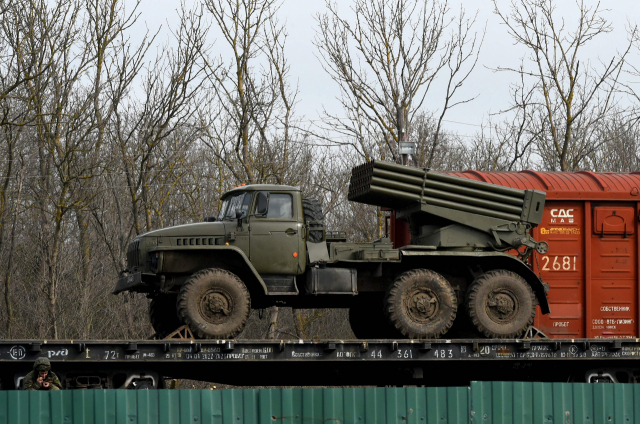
xmin=542 ymin=255 xmax=576 ymax=271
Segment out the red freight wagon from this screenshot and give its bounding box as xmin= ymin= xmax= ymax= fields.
xmin=389 ymin=171 xmax=640 ymax=339
xmin=457 ymin=171 xmax=640 ymax=339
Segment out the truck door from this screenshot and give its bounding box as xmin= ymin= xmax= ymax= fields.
xmin=249 ymin=192 xmax=301 ymax=275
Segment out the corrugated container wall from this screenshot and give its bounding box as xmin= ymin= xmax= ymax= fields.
xmin=3 ymin=384 xmax=640 ymax=424
xmin=450 ymin=171 xmax=640 ymax=339
xmin=0 ymin=387 xmax=470 ymax=424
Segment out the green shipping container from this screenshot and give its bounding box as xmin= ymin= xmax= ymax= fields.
xmin=471 ymin=381 xmax=640 ymax=423
xmin=0 ymin=383 xmax=639 ymax=424
xmin=0 ymin=387 xmax=469 ymax=424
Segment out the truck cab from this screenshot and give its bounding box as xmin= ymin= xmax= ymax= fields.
xmin=216 ymin=185 xmax=307 ymax=280
xmin=113 ymin=185 xmax=310 ymax=298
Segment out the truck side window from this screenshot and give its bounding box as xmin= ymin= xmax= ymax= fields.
xmin=265 ymin=193 xmax=292 ymax=219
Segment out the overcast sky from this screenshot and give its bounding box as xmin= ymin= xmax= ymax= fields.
xmin=135 ymin=0 xmax=640 ymax=139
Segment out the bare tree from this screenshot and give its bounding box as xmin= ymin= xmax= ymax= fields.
xmin=114 ymin=4 xmax=208 ymax=237
xmin=624 ymin=25 xmax=640 ymax=124
xmin=11 ymin=0 xmax=151 ymax=338
xmin=0 ymin=0 xmax=56 ymax=127
xmin=492 ymin=0 xmax=636 ymax=171
xmin=0 ymin=106 xmax=24 ymax=335
xmin=0 ymin=0 xmax=57 ymax=326
xmin=582 ymin=115 xmax=640 ymax=172
xmin=21 ymin=0 xmax=97 ymax=339
xmin=1 ymin=151 xmax=24 ymax=338
xmin=409 ymin=111 xmax=467 ymax=170
xmin=315 ymin=0 xmax=482 ymax=163
xmin=466 ymin=77 xmax=542 ymax=172
xmin=201 ymin=0 xmax=304 ymax=187
xmin=73 ymin=0 xmax=152 ymax=338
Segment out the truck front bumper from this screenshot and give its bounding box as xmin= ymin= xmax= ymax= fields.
xmin=112 ymin=272 xmax=155 ymax=294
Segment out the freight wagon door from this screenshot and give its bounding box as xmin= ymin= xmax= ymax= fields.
xmin=533 ymin=202 xmax=585 ymax=337
xmin=589 ymin=205 xmax=637 ymax=338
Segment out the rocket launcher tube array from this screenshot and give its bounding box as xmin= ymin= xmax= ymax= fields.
xmin=369 ymin=176 xmax=524 ymax=215
xmin=348 ymin=160 xmax=537 ymax=224
xmin=370 ymin=168 xmax=525 ymax=207
xmin=355 ymin=160 xmax=525 ymax=197
xmin=356 ymin=185 xmax=522 ymax=222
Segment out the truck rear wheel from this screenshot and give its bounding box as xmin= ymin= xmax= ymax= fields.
xmin=466 ymin=270 xmax=535 ymax=338
xmin=384 ymin=269 xmax=457 ymax=339
xmin=302 ymin=198 xmax=324 ymax=242
xmin=149 ymin=294 xmax=181 ymax=339
xmin=177 ymin=269 xmax=250 ymax=339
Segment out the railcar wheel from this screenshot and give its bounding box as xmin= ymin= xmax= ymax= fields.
xmin=349 ymin=296 xmax=401 ymax=339
xmin=466 ymin=270 xmax=535 ymax=338
xmin=177 ymin=269 xmax=250 ymax=339
xmin=384 ymin=269 xmax=457 ymax=339
xmin=149 ymin=294 xmax=181 ymax=339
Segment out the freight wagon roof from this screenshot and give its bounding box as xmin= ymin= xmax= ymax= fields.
xmin=448 ymin=170 xmax=640 ymax=200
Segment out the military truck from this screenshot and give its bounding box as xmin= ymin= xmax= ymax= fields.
xmin=113 ymin=160 xmax=551 ymax=340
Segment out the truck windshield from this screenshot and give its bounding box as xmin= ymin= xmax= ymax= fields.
xmin=217 ymin=198 xmax=230 ymax=221
xmin=219 ymin=192 xmax=251 ymax=221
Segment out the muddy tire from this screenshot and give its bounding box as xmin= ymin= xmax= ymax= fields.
xmin=177 ymin=269 xmax=250 ymax=339
xmin=302 ymin=198 xmax=324 ymax=242
xmin=349 ymin=296 xmax=401 ymax=339
xmin=384 ymin=269 xmax=457 ymax=339
xmin=466 ymin=270 xmax=536 ymax=338
xmin=149 ymin=294 xmax=181 ymax=339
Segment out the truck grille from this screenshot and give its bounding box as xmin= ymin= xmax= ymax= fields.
xmin=127 ymin=239 xmax=141 ymax=268
xmin=176 ymin=237 xmax=218 ymax=246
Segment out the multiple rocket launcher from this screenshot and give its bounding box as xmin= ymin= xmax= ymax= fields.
xmin=347 ymin=160 xmax=545 ymax=227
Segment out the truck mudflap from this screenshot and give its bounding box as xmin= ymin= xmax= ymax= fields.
xmin=400 ymin=249 xmax=551 ymax=314
xmin=113 ymin=272 xmax=155 ymax=294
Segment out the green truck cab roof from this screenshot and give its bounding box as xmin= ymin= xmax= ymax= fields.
xmin=224 ymin=184 xmax=299 ymax=196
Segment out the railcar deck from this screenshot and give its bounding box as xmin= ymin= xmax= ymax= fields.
xmin=1 ymin=337 xmax=639 ymax=388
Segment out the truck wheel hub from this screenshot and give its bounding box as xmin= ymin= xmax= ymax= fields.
xmin=200 ymin=290 xmax=233 ymax=323
xmin=406 ymin=289 xmax=438 ymax=323
xmin=486 ymin=289 xmax=517 ymax=322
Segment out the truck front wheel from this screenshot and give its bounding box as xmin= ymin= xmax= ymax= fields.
xmin=384 ymin=269 xmax=457 ymax=339
xmin=177 ymin=269 xmax=250 ymax=339
xmin=466 ymin=270 xmax=535 ymax=338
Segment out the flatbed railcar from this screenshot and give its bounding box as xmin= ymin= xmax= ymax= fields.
xmin=1 ymin=337 xmax=639 ymax=389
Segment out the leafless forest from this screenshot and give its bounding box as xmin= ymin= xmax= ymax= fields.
xmin=0 ymin=0 xmax=639 ymax=341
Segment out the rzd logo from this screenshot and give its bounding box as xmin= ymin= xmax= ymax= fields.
xmin=550 ymin=209 xmax=574 ymax=223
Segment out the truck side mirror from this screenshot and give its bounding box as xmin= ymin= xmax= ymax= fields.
xmin=256 ymin=191 xmax=269 ymax=216
xmin=235 ymin=209 xmax=245 ymax=227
